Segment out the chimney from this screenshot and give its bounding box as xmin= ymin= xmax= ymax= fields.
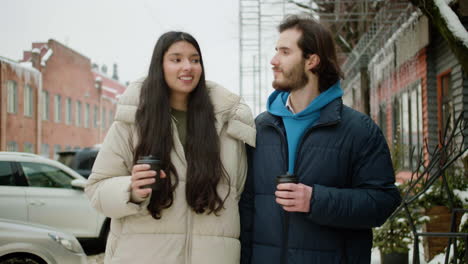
xmin=101 ymin=64 xmax=108 ymax=74
xmin=31 ymin=48 xmax=41 ymax=70
xmin=112 ymin=63 xmax=119 ymax=80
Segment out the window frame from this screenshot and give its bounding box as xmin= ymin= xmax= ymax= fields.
xmin=76 ymin=100 xmax=82 ymax=127
xmin=42 ymin=90 xmax=50 ymax=121
xmin=24 ymin=84 xmax=34 ymax=117
xmin=66 ymin=97 xmax=73 ymax=125
xmin=7 ymin=80 xmax=18 ymax=114
xmin=54 ymin=95 xmax=62 ymax=123
xmin=84 ymin=103 xmax=90 ymax=128
xmin=393 ymin=80 xmax=423 ymax=170
xmin=437 ymin=69 xmax=453 ymax=145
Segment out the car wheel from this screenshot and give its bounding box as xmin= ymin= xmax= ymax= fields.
xmin=0 ymin=256 xmax=43 ymax=264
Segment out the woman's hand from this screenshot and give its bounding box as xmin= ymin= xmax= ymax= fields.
xmin=130 ymin=164 xmax=166 ymax=202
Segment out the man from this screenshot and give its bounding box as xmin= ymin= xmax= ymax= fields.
xmin=240 ymin=15 xmax=401 ymax=264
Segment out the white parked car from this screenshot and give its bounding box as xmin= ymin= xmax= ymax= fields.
xmin=0 ymin=152 xmax=109 ymax=249
xmin=0 ymin=218 xmax=87 ymax=264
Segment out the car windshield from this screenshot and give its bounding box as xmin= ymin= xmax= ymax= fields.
xmin=21 ymin=162 xmax=74 ymax=189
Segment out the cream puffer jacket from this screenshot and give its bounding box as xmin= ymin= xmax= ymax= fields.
xmin=85 ymin=79 xmax=256 ymax=264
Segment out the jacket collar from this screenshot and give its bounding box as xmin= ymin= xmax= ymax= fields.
xmin=260 ymin=97 xmax=343 ymax=129
xmin=114 ymin=78 xmax=256 ymax=147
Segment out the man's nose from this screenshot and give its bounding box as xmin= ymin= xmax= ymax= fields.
xmin=270 ymin=54 xmax=279 ymax=66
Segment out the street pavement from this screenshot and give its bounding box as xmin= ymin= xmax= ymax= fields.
xmin=87 ymin=246 xmax=432 ymax=263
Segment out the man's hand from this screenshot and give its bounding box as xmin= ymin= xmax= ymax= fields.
xmin=275 ymin=183 xmax=313 ymax=212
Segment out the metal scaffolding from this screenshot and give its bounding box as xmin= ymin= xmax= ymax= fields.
xmin=341 ymin=0 xmax=415 ymax=87
xmin=239 ymin=0 xmax=302 ymax=116
xmin=239 ymin=0 xmax=417 ymax=114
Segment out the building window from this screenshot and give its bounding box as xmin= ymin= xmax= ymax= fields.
xmin=76 ymin=101 xmax=82 ymax=127
xmin=7 ymin=81 xmax=18 ymax=114
xmin=54 ymin=95 xmax=62 ymax=122
xmin=94 ymin=105 xmax=98 ymax=128
xmin=101 ymin=108 xmax=107 ymax=129
xmin=379 ymin=104 xmax=387 ymax=140
xmin=7 ymin=141 xmax=18 ymax=152
xmin=395 ymin=82 xmax=423 ymax=170
xmin=54 ymin=144 xmax=61 ymax=160
xmin=41 ymin=143 xmax=50 ymax=158
xmin=66 ymin=98 xmax=72 ymax=125
xmin=109 ymin=110 xmax=114 ymax=126
xmin=24 ymin=142 xmax=34 ymax=153
xmin=24 ymin=85 xmax=34 ymax=117
xmin=42 ymin=90 xmax=50 ymax=121
xmin=85 ymin=103 xmax=90 ymax=128
xmin=437 ymin=71 xmax=454 ymax=144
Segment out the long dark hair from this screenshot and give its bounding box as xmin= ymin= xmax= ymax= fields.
xmin=133 ymin=31 xmax=229 ymax=219
xmin=279 ymin=14 xmax=344 ymax=92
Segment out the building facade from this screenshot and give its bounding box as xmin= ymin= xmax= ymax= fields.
xmin=0 ymin=39 xmax=126 ymax=158
xmin=342 ymin=2 xmax=468 ymax=181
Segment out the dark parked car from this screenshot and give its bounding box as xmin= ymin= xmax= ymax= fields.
xmin=57 ymin=147 xmax=99 ymax=178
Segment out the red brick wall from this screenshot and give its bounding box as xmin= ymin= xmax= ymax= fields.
xmin=371 ymin=48 xmax=428 ymax=182
xmin=0 ymin=61 xmax=41 ymax=152
xmin=2 ymin=39 xmax=125 ymax=158
xmin=41 ymin=40 xmax=102 ymax=157
xmin=373 ymin=48 xmax=428 ymax=150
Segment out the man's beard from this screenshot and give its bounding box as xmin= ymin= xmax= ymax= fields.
xmin=272 ymin=61 xmax=308 ymax=92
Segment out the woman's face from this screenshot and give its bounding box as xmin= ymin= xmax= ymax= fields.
xmin=163 ymin=41 xmax=202 ymax=97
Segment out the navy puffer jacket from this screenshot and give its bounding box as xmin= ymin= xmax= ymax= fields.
xmin=240 ymin=98 xmax=401 ymax=264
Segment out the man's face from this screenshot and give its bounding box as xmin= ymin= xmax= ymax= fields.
xmin=271 ymin=28 xmax=308 ymax=92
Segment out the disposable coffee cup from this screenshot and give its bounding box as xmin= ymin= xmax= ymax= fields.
xmin=276 ymin=173 xmax=298 ymax=185
xmin=136 ymin=156 xmax=163 ymax=190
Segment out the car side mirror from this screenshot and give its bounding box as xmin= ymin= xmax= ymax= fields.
xmin=71 ymin=179 xmax=87 ymax=190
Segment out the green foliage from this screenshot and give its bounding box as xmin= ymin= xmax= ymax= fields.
xmin=373 ymin=209 xmax=414 ymax=254
xmin=415 ymin=170 xmax=468 ymax=210
xmin=453 ymin=214 xmax=467 ymax=261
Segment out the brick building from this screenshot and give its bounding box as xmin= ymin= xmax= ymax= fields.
xmin=0 ymin=39 xmax=126 ymax=158
xmin=341 ymin=3 xmax=468 ymax=181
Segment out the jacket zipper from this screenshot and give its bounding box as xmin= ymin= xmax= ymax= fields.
xmin=267 ymin=119 xmax=339 ymax=264
xmin=266 ymin=123 xmax=289 ymax=264
xmin=294 ymin=120 xmax=339 ymax=171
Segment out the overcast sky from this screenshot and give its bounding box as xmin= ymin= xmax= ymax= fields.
xmin=0 ymin=0 xmax=240 ymax=92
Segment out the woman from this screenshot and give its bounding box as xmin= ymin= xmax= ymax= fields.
xmin=85 ymin=31 xmax=255 ymax=264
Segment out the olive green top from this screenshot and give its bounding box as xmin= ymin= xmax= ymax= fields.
xmin=171 ymin=108 xmax=187 ymax=149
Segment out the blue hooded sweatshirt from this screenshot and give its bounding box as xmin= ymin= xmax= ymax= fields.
xmin=266 ymin=81 xmax=343 ymax=174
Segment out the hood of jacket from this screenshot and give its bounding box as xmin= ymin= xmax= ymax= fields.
xmin=114 ymin=77 xmax=256 ymax=147
xmin=266 ymin=81 xmax=343 ymax=120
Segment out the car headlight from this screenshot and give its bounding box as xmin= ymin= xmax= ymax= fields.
xmin=48 ymin=233 xmax=82 ymax=253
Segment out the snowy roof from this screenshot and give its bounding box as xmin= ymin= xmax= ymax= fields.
xmin=41 ymin=49 xmax=53 ymax=66
xmin=92 ymin=69 xmax=127 ymax=87
xmin=435 ymin=0 xmax=468 ymax=48
xmin=102 ymin=85 xmax=118 ymax=94
xmin=0 ymin=56 xmax=41 ymax=86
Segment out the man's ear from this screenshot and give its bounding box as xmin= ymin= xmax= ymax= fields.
xmin=305 ymin=54 xmax=320 ymax=72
